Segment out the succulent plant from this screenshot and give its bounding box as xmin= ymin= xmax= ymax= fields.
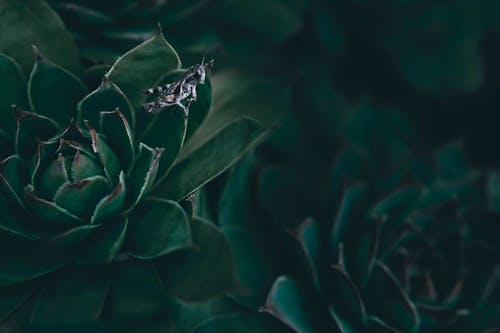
xmin=195 ymin=89 xmax=500 ymax=333
xmin=0 ymin=0 xmax=290 ymax=331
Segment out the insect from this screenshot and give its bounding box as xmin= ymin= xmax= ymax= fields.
xmin=143 ymin=57 xmax=214 ymax=116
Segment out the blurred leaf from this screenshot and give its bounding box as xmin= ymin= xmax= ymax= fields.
xmin=194 ymin=313 xmax=293 ymax=333
xmin=31 ymin=266 xmax=109 ymax=326
xmin=0 ymin=54 xmax=25 ymax=134
xmin=0 ymin=0 xmax=81 ymax=76
xmin=156 ymin=217 xmax=238 ymax=302
xmin=262 ymin=276 xmax=341 ymax=333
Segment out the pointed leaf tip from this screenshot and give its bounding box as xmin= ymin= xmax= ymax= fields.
xmin=31 ymin=45 xmax=42 ymax=62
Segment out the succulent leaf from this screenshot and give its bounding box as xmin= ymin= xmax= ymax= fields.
xmin=78 ymin=77 xmax=135 ymax=131
xmin=0 ymin=54 xmax=26 ymax=134
xmin=152 ymin=118 xmax=265 ymax=201
xmin=0 ymin=0 xmax=81 ymax=75
xmin=125 ymin=198 xmax=192 ymax=259
xmin=99 ymin=109 xmax=134 ymax=172
xmin=78 ymin=216 xmax=128 ymax=265
xmin=28 ymin=47 xmax=87 ymax=127
xmin=106 ymin=27 xmax=181 ymax=111
xmin=125 ymin=143 xmax=163 ymax=209
xmin=262 ymin=276 xmax=341 ymax=333
xmin=155 ymin=217 xmax=238 ymax=302
xmin=31 ymin=265 xmax=110 ymax=326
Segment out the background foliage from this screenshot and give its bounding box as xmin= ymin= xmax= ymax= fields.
xmin=2 ymin=0 xmax=500 ymax=332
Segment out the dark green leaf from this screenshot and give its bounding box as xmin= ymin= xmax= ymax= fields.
xmin=328 ymin=266 xmax=367 ymax=329
xmin=24 ymin=184 xmax=85 ymax=228
xmin=15 ymin=107 xmax=59 ymax=160
xmin=0 ymin=155 xmax=29 ymax=206
xmin=91 ymin=172 xmax=126 ymax=224
xmin=140 ymin=105 xmax=186 ymax=186
xmin=99 ymin=109 xmax=134 ymax=172
xmin=152 ymin=118 xmax=265 ymax=200
xmin=362 ymin=261 xmax=421 ymax=333
xmin=85 ymin=121 xmax=121 ymax=185
xmin=151 ymin=71 xmax=290 ymax=200
xmin=330 ymin=182 xmax=367 ymax=254
xmin=107 ymin=28 xmax=181 ymax=111
xmin=31 ymin=266 xmax=109 ymax=326
xmin=0 ymin=130 xmax=13 ymax=161
xmin=0 ymin=280 xmax=36 ymax=322
xmin=37 ymin=153 xmax=69 ymax=200
xmin=211 ymin=0 xmax=304 ymax=44
xmin=78 ymin=77 xmax=134 ymax=131
xmin=219 ymin=156 xmax=284 ymax=308
xmin=125 ymin=198 xmax=191 ymax=259
xmin=262 ymin=276 xmax=341 ymax=333
xmin=78 ymin=217 xmax=128 ymax=265
xmin=194 ymin=313 xmax=293 ymax=333
xmin=0 ymin=231 xmax=69 ymax=286
xmin=0 ymin=0 xmax=81 ymax=76
xmin=28 ymin=48 xmax=87 ymax=127
xmin=102 ymin=260 xmax=170 ymax=323
xmin=53 ymin=175 xmax=110 ymax=220
xmin=288 ymin=218 xmax=322 ymax=289
xmin=126 ymin=143 xmax=163 ymax=208
xmin=156 ymin=217 xmax=238 ymax=302
xmin=0 ymin=54 xmax=25 ymax=134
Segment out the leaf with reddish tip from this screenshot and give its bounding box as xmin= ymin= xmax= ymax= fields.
xmin=28 ymin=47 xmax=87 ymax=127
xmin=91 ymin=172 xmax=126 ymax=224
xmin=328 ymin=266 xmax=367 ymax=330
xmin=330 ymin=182 xmax=367 ymax=256
xmin=126 ymin=143 xmax=163 ymax=209
xmin=78 ymin=77 xmax=134 ymax=130
xmin=31 ymin=140 xmax=59 ymax=185
xmin=262 ymin=276 xmax=341 ymax=333
xmin=24 ymin=185 xmax=85 ymax=228
xmin=99 ymin=109 xmax=134 ymax=172
xmin=141 ymin=105 xmax=186 ymax=188
xmin=71 ymin=150 xmax=102 ymax=182
xmin=362 ymin=261 xmax=421 ymax=333
xmin=288 ymin=218 xmax=322 ymax=289
xmin=37 ymin=153 xmax=69 ymax=200
xmin=14 ymin=107 xmax=59 ymax=160
xmin=0 ymin=155 xmax=28 ymax=206
xmin=86 ymin=121 xmax=121 ymax=185
xmin=54 ymin=175 xmax=111 ymax=220
xmin=0 ymin=54 xmax=25 ymax=134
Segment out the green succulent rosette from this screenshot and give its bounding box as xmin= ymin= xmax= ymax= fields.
xmin=0 ymin=1 xmax=290 ymax=331
xmin=194 ymin=92 xmax=500 ymax=332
